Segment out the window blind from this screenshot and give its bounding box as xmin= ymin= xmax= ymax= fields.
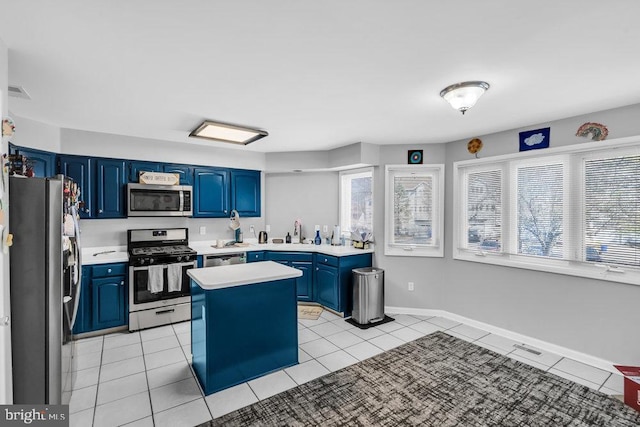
xmin=584 ymin=154 xmax=640 ymax=267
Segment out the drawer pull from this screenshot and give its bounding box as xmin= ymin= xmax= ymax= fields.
xmin=156 ymin=309 xmax=175 ymax=315
xmin=107 ymin=268 xmax=112 ymax=273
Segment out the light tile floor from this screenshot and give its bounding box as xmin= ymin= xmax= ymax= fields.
xmin=69 ymin=311 xmax=625 ymax=426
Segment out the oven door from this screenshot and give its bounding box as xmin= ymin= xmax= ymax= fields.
xmin=129 ymin=261 xmax=195 ymax=311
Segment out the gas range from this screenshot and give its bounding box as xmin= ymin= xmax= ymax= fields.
xmin=129 ymin=245 xmax=197 ymax=266
xmin=127 ymin=227 xmax=197 ymax=331
xmin=127 ymin=229 xmax=197 ymax=267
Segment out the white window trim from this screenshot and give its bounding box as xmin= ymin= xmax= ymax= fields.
xmin=385 ymin=164 xmax=445 ymax=257
xmin=339 ymin=167 xmax=374 ymax=237
xmin=453 ymin=136 xmax=640 ymax=286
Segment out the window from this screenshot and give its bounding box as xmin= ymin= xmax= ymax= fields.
xmin=385 ymin=164 xmax=444 ymax=257
xmin=454 ymin=139 xmax=640 ymax=285
xmin=339 ymin=168 xmax=373 ymax=238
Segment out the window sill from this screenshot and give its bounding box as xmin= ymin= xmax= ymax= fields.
xmin=453 ymin=250 xmax=640 ymax=286
xmin=385 ymin=245 xmax=444 ymax=257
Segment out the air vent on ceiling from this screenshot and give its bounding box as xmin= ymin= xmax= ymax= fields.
xmin=8 ymin=85 xmax=31 ymax=100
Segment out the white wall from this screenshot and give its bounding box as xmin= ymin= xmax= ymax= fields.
xmin=371 ymin=144 xmax=448 ymax=311
xmin=61 ymin=128 xmax=266 ymax=171
xmin=264 ymin=172 xmax=339 ymax=240
xmin=0 ymin=35 xmax=13 ymax=404
xmin=440 ymin=103 xmax=640 ymax=364
xmin=10 ymin=115 xmax=60 ymax=152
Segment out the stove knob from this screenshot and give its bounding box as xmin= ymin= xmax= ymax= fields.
xmin=139 ymin=258 xmax=145 ymax=266
xmin=149 ymin=258 xmax=154 ymax=265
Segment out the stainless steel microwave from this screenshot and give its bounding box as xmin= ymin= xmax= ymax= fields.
xmin=127 ymin=183 xmax=193 ymax=217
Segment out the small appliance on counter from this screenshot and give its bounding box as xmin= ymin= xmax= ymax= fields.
xmin=332 ymin=225 xmax=341 ymax=245
xmin=258 ymin=230 xmax=268 ymax=243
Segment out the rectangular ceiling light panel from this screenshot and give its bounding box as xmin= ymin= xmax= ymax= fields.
xmin=189 ymin=120 xmax=268 ymax=145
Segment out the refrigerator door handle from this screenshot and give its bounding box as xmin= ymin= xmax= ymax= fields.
xmin=69 ymin=204 xmax=83 ymax=330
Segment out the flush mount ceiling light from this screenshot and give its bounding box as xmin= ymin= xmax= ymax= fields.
xmin=439 ymin=81 xmax=490 ymax=114
xmin=189 ymin=120 xmax=268 ymax=145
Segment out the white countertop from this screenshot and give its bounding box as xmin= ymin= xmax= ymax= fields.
xmin=81 ymin=246 xmax=128 ymax=265
xmin=189 ymin=240 xmax=374 ymax=257
xmin=188 ymin=260 xmax=302 ymax=290
xmin=82 ymin=240 xmax=373 ymax=265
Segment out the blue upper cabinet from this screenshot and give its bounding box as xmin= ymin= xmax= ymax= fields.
xmin=58 ymin=155 xmax=92 ymax=218
xmin=163 ymin=164 xmax=193 ymax=185
xmin=193 ymin=167 xmax=230 ymax=217
xmin=129 ymin=161 xmax=161 ymax=183
xmin=230 ymin=169 xmax=261 ymax=217
xmin=12 ymin=145 xmax=56 ymax=177
xmin=95 ymin=159 xmax=127 ymax=218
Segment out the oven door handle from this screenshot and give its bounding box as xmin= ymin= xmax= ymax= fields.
xmin=131 ymin=261 xmax=196 ymax=271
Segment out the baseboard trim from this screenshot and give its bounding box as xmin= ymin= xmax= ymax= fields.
xmin=385 ymin=305 xmax=618 ymax=374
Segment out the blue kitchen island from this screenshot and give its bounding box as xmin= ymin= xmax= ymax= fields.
xmin=188 ymin=261 xmax=302 ymax=395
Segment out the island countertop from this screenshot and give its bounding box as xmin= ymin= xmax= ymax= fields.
xmin=187 ymin=260 xmax=302 ymax=290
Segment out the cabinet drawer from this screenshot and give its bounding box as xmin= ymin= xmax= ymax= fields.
xmin=92 ymin=263 xmax=127 ymax=278
xmin=316 ymin=254 xmax=339 ymax=267
xmin=247 ymin=251 xmax=265 ymax=262
xmin=266 ymin=252 xmax=313 ymax=262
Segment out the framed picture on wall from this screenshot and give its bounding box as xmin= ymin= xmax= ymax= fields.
xmin=519 ymin=127 xmax=550 ymax=152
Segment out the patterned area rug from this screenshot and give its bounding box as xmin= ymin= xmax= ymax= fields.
xmin=199 ymin=332 xmax=640 ymax=426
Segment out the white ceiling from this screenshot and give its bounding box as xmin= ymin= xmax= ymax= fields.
xmin=2 ymin=1 xmax=640 ymax=153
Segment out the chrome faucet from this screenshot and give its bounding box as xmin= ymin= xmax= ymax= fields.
xmin=294 ymin=219 xmax=303 ymax=243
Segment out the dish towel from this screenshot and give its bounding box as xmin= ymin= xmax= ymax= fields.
xmin=147 ymin=265 xmax=164 ymax=294
xmin=167 ymin=264 xmax=183 ymax=292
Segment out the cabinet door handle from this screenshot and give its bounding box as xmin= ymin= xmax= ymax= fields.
xmin=107 ymin=268 xmax=112 ymax=273
xmin=85 ymin=208 xmax=90 ymax=213
xmin=120 ymin=281 xmax=124 ymax=286
xmin=99 ymin=209 xmax=103 ymax=213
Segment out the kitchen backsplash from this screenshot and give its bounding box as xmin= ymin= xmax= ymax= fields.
xmin=79 ymin=217 xmax=266 ymax=247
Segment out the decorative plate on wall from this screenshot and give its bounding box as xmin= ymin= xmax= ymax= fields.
xmin=576 ymin=122 xmax=608 ymax=141
xmin=467 ymin=138 xmax=483 ymax=158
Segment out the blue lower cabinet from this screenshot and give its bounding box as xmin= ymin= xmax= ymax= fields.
xmin=315 ymin=263 xmax=339 ymax=311
xmin=191 ymin=278 xmax=298 ymax=395
xmin=73 ymin=263 xmax=128 ymax=334
xmin=315 ymin=252 xmax=372 ymax=315
xmin=292 ymin=261 xmax=313 ymax=302
xmin=246 ymin=251 xmax=265 ymax=262
xmin=92 ymin=275 xmax=126 ymax=330
xmin=72 ymin=266 xmax=93 ymax=334
xmin=265 ymin=252 xmax=314 ymax=301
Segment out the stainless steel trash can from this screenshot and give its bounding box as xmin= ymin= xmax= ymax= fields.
xmin=352 ymin=267 xmax=385 ymax=325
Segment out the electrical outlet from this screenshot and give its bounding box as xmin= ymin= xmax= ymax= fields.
xmin=265 ymin=224 xmax=271 ymax=232
xmin=249 ymin=225 xmax=255 ymax=234
xmin=408 ymin=282 xmax=414 ymax=291
xmin=199 ymin=226 xmax=206 ymax=235
xmin=323 ymin=225 xmax=328 ymax=233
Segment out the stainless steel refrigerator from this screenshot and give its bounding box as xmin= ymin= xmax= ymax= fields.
xmin=9 ymin=175 xmax=82 ymax=404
